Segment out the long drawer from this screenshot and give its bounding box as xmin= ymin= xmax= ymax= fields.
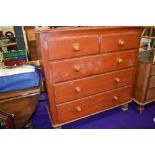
xmin=51 ymin=50 xmax=137 ymax=82
xmin=57 ymin=86 xmax=132 ymax=123
xmin=48 ymin=35 xmax=100 ymax=60
xmin=54 ymin=68 xmax=134 ymax=104
xmin=100 ymin=33 xmax=139 ymax=52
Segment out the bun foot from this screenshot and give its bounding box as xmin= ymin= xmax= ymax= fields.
xmin=121 ymin=104 xmax=128 ymax=111
xmin=54 ymin=126 xmax=62 ymax=129
xmin=23 ymin=120 xmax=33 ymax=129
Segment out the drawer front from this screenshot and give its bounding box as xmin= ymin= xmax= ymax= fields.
xmin=57 ymin=86 xmax=132 ymax=123
xmin=146 ymin=87 xmax=155 ymax=102
xmin=48 ymin=35 xmax=100 ymax=60
xmin=150 ymin=65 xmax=155 ymax=76
xmin=100 ymin=33 xmax=139 ymax=52
xmin=148 ymin=76 xmax=155 ymax=88
xmin=54 ymin=68 xmax=134 ymax=104
xmin=51 ymin=50 xmax=137 ymax=82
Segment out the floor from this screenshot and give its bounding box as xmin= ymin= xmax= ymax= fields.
xmin=32 ymin=93 xmax=155 ymax=129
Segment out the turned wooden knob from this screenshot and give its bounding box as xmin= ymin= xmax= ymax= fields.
xmin=75 ymin=86 xmax=81 ymax=93
xmin=74 ymin=65 xmax=81 ymax=72
xmin=73 ymin=43 xmax=80 ymax=51
xmin=113 ymin=96 xmax=118 ymax=101
xmin=115 ymin=77 xmax=121 ymax=83
xmin=117 ymin=58 xmax=123 ymax=64
xmin=76 ymin=106 xmax=82 ymax=112
xmin=118 ymin=39 xmax=125 ymax=46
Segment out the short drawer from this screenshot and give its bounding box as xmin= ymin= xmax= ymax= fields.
xmin=48 ymin=35 xmax=100 ymax=60
xmin=51 ymin=50 xmax=137 ymax=82
xmin=148 ymin=76 xmax=155 ymax=88
xmin=150 ymin=65 xmax=155 ymax=76
xmin=57 ymin=86 xmax=132 ymax=123
xmin=54 ymin=68 xmax=135 ymax=104
xmin=100 ymin=33 xmax=139 ymax=52
xmin=146 ymin=87 xmax=155 ymax=102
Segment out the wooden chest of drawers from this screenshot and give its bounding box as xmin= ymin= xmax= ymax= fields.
xmin=36 ymin=27 xmax=142 ymax=127
xmin=133 ymin=50 xmax=155 ymax=112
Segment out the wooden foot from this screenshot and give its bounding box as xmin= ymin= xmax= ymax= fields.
xmin=23 ymin=120 xmax=33 ymax=129
xmin=121 ymin=104 xmax=128 ymax=111
xmin=53 ymin=126 xmax=62 ymax=129
xmin=137 ymin=105 xmax=145 ymax=113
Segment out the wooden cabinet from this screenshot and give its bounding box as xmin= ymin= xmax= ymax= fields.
xmin=36 ymin=26 xmax=142 ymax=128
xmin=133 ymin=50 xmax=155 ymax=112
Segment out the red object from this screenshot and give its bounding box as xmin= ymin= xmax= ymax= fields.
xmin=4 ymin=59 xmax=25 ymax=66
xmin=17 ymin=59 xmax=25 ymax=65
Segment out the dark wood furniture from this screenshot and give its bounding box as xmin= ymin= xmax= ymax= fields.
xmin=133 ymin=50 xmax=155 ymax=112
xmin=36 ymin=26 xmax=142 ymax=128
xmin=0 ymin=87 xmax=40 ymax=128
xmin=0 ymin=110 xmax=15 ymax=129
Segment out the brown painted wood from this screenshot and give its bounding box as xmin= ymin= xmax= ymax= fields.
xmin=100 ymin=33 xmax=139 ymax=52
xmin=36 ymin=26 xmax=142 ymax=34
xmin=57 ymin=86 xmax=132 ymax=123
xmin=48 ymin=35 xmax=100 ymax=60
xmin=36 ymin=26 xmax=142 ymax=127
xmin=36 ymin=33 xmax=59 ymax=124
xmin=51 ymin=50 xmax=137 ymax=83
xmin=54 ymin=68 xmax=135 ymax=104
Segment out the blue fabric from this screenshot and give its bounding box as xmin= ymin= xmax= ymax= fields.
xmin=0 ymin=69 xmax=39 ymax=92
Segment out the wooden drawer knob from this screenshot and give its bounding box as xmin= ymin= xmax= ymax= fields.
xmin=76 ymin=106 xmax=82 ymax=112
xmin=113 ymin=96 xmax=118 ymax=101
xmin=118 ymin=39 xmax=125 ymax=46
xmin=115 ymin=77 xmax=121 ymax=83
xmin=117 ymin=58 xmax=123 ymax=64
xmin=73 ymin=43 xmax=80 ymax=51
xmin=75 ymin=86 xmax=81 ymax=93
xmin=74 ymin=65 xmax=81 ymax=72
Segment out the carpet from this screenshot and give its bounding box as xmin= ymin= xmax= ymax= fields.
xmin=32 ymin=93 xmax=155 ymax=129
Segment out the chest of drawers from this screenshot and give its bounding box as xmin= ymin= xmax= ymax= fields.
xmin=36 ymin=27 xmax=142 ymax=128
xmin=133 ymin=50 xmax=155 ymax=112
